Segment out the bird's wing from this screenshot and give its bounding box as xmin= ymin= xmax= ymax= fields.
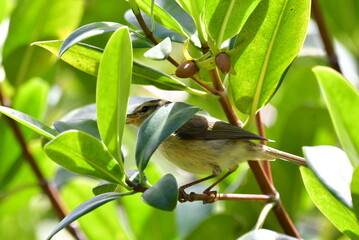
xmin=175 ymin=115 xmax=268 ymax=141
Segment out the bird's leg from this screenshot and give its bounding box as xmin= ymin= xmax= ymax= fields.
xmin=202 ymin=165 xmax=238 ymax=203
xmin=178 ymin=165 xmax=222 ymax=203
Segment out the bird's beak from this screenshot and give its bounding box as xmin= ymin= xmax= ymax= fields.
xmin=126 ymin=114 xmax=137 ymax=124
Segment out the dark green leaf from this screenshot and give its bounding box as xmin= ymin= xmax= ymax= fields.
xmin=0 ymin=106 xmax=58 ymax=139
xmin=205 ymin=0 xmax=261 ymax=46
xmin=303 ymin=146 xmax=353 ymax=208
xmin=301 ymin=167 xmax=359 ymax=239
xmin=47 ymin=192 xmax=125 ymax=240
xmin=44 ymin=130 xmax=126 ymax=185
xmin=96 ymin=27 xmax=132 ymax=165
xmin=141 ymin=174 xmax=178 ymax=211
xmin=144 ymin=37 xmax=172 ymax=60
xmin=229 ymin=0 xmax=310 ymax=120
xmin=92 ymin=182 xmax=118 ymax=195
xmin=238 ymin=229 xmax=299 ymax=240
xmin=59 ymin=22 xmax=123 ymax=57
xmin=351 ymin=167 xmax=359 ymax=222
xmin=53 ymin=120 xmax=100 ymax=140
xmin=135 ymin=102 xmax=200 ymax=171
xmin=313 ymin=66 xmax=359 ymax=165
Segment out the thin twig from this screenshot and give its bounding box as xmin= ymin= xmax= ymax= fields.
xmin=0 ymin=88 xmax=86 ymax=240
xmin=312 ymin=0 xmax=341 ymax=72
xmin=255 ymin=111 xmax=272 ymax=182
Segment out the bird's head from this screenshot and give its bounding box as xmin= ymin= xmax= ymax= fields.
xmin=126 ymin=99 xmax=171 ymax=127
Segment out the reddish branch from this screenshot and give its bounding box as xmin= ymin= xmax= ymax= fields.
xmin=132 ymin=7 xmax=301 ymax=238
xmin=312 ymin=0 xmax=341 ymax=72
xmin=0 ymin=88 xmax=86 ymax=240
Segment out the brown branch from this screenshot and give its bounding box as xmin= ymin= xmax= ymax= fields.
xmin=206 ymin=64 xmax=300 ymax=238
xmin=0 ymin=88 xmax=86 ymax=240
xmin=312 ymin=0 xmax=341 ymax=72
xmin=182 ymin=192 xmax=273 ymax=203
xmin=255 ymin=111 xmax=273 ymax=182
xmin=131 ymin=9 xmax=219 ymax=95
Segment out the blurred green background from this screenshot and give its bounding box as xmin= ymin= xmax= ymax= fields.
xmin=0 ymin=0 xmax=358 ymax=239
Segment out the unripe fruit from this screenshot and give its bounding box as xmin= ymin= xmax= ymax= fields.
xmin=215 ymin=52 xmax=231 ymax=74
xmin=175 ymin=60 xmax=198 ymax=78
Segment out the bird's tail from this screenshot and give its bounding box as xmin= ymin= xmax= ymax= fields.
xmin=261 ymin=145 xmax=307 ymax=167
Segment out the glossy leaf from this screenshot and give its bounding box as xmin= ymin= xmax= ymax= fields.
xmin=176 ymin=0 xmax=206 ymax=43
xmin=96 ymin=27 xmax=132 ymax=165
xmin=238 ymin=229 xmax=299 ymax=240
xmin=34 ymin=40 xmax=204 ymax=94
xmin=59 ymin=21 xmax=124 ymax=57
xmin=141 ymin=174 xmax=178 ymax=211
xmin=303 ymin=146 xmax=353 ymax=208
xmin=135 ymin=0 xmax=188 ymax=37
xmin=144 ymin=37 xmax=172 ymax=60
xmin=92 ymin=182 xmax=118 ymax=196
xmin=0 ymin=106 xmax=58 ymax=139
xmin=33 ymin=40 xmax=102 ymax=76
xmin=47 ymin=192 xmax=126 ymax=240
xmin=135 ymin=102 xmax=200 ymax=171
xmin=301 ymin=167 xmax=359 ymax=239
xmin=53 ymin=120 xmax=100 ymax=140
xmin=314 ymin=66 xmax=359 ymax=165
xmin=61 ymin=179 xmax=127 ymax=240
xmin=229 ymin=0 xmax=310 ymax=121
xmin=205 ymin=0 xmax=261 ymax=46
xmin=44 ymin=130 xmax=125 ymax=185
xmin=351 ymin=167 xmax=359 ymax=222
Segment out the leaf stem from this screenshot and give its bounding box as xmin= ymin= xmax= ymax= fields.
xmin=0 ymin=87 xmax=86 ymax=240
xmin=131 ymin=7 xmax=218 ymax=95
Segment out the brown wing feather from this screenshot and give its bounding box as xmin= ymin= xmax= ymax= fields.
xmin=175 ymin=115 xmax=268 ymax=141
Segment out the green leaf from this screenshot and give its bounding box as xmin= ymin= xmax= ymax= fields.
xmin=351 ymin=167 xmax=359 ymax=222
xmin=59 ymin=21 xmax=124 ymax=57
xmin=135 ymin=0 xmax=188 ymax=38
xmin=133 ymin=62 xmax=205 ymax=95
xmin=144 ymin=37 xmax=172 ymax=60
xmin=301 ymin=167 xmax=359 ymax=239
xmin=96 ymin=27 xmax=132 ymax=166
xmin=238 ymin=229 xmax=299 ymax=240
xmin=33 ymin=40 xmax=101 ymax=76
xmin=313 ymin=66 xmax=359 ymax=165
xmin=92 ymin=182 xmax=118 ymax=196
xmin=0 ymin=106 xmax=58 ymax=139
xmin=44 ymin=130 xmax=125 ymax=185
xmin=229 ymin=0 xmax=310 ymax=121
xmin=53 ymin=120 xmax=100 ymax=140
xmin=135 ymin=102 xmax=200 ymax=171
xmin=303 ymin=146 xmax=353 ymax=208
xmin=204 ymin=0 xmax=261 ymax=46
xmin=141 ymin=174 xmax=178 ymax=211
xmin=3 ymin=0 xmax=85 ymax=84
xmin=34 ymin=40 xmax=205 ymax=94
xmin=61 ymin=179 xmax=127 ymax=240
xmin=176 ymin=0 xmax=206 ymax=43
xmin=47 ymin=192 xmax=126 ymax=240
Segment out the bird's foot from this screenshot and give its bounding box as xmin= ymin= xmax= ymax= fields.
xmin=202 ymin=190 xmax=218 ymax=204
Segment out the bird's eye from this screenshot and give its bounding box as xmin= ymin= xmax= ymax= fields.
xmin=141 ymin=106 xmax=150 ymax=112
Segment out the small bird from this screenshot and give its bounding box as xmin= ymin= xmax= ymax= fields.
xmin=126 ymin=99 xmax=307 ymax=199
